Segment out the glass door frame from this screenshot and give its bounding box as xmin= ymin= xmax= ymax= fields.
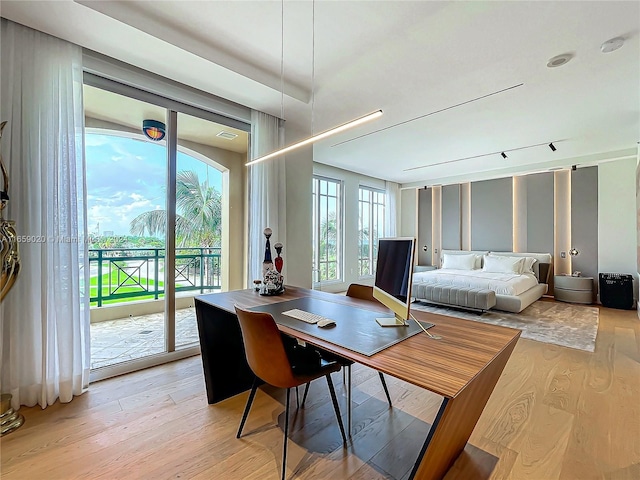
xmin=85 ymin=73 xmax=250 ymax=382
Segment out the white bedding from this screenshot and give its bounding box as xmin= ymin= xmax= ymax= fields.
xmin=412 ymin=268 xmax=538 ymax=296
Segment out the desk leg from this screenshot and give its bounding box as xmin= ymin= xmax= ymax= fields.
xmin=346 ymin=364 xmax=352 ymax=435
xmin=409 ymin=338 xmax=518 ymax=480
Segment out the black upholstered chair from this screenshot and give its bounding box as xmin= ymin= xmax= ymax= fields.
xmin=312 ymin=284 xmax=392 ymax=434
xmin=343 ymin=284 xmax=392 ymax=406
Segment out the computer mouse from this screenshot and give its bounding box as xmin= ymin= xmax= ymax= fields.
xmin=317 ymin=319 xmax=336 ymax=328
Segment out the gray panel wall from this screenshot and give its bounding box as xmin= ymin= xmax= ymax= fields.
xmin=526 ymin=172 xmax=554 ymax=255
xmin=471 ymin=178 xmax=513 ymax=251
xmin=571 ymin=166 xmax=598 ymax=292
xmin=418 ymin=188 xmax=432 ymax=265
xmin=442 ymin=184 xmax=461 ymax=250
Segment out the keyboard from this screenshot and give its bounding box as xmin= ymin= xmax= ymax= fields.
xmin=282 ymin=309 xmax=331 ymax=324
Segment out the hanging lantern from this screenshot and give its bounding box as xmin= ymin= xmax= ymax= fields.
xmin=142 ymin=119 xmax=166 ymax=141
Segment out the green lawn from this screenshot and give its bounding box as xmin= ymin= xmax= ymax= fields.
xmin=90 ymin=270 xmax=164 ymax=306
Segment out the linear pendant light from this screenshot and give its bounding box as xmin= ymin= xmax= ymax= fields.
xmin=246 ymin=1 xmax=381 ymax=166
xmin=246 ymin=109 xmax=383 ymax=166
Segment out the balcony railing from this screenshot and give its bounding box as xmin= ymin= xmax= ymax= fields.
xmin=89 ymin=247 xmax=221 ymax=307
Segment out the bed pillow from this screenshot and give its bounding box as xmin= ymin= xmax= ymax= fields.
xmin=441 ymin=253 xmax=476 ymax=270
xmin=482 ymin=255 xmax=524 ymax=274
xmin=521 ymin=256 xmax=537 ymax=275
xmin=488 ymin=253 xmax=537 ymax=274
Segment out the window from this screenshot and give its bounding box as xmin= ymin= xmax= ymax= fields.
xmin=312 ymin=176 xmax=342 ymax=283
xmin=358 ymin=186 xmax=386 ymax=277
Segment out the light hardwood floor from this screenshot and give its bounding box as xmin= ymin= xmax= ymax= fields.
xmin=1 ymin=306 xmax=639 ymax=479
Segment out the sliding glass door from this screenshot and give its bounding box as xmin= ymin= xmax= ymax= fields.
xmin=84 ymin=85 xmax=170 ymax=371
xmin=84 ymin=76 xmax=248 ymax=380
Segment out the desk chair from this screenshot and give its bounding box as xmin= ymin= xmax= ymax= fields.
xmin=234 ymin=306 xmax=347 ymax=480
xmin=323 ymin=284 xmax=392 ymax=434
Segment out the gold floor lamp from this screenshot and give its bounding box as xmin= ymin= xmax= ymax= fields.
xmin=0 ymin=121 xmax=24 ymax=435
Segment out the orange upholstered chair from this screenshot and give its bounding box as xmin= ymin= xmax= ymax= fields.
xmin=234 ymin=305 xmax=347 ymax=480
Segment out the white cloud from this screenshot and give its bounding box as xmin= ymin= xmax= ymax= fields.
xmin=88 ymin=193 xmax=157 ymax=235
xmin=84 ymin=135 xmax=111 ymax=148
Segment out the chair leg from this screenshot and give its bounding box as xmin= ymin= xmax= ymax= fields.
xmin=379 ymin=372 xmax=392 ymax=406
xmin=301 ymin=382 xmax=310 ymax=408
xmin=282 ymin=388 xmax=290 ymax=480
xmin=325 ymin=374 xmax=347 ymax=445
xmin=237 ymin=376 xmax=260 ymax=438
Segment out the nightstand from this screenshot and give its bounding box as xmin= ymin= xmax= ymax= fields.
xmin=554 ymin=275 xmax=594 ymax=304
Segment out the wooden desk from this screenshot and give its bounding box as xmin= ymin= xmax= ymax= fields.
xmin=195 ymin=286 xmax=520 ymax=480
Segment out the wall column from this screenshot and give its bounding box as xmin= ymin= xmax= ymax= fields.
xmin=554 ymin=170 xmax=571 ymax=275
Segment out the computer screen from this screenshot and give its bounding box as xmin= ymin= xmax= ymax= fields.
xmin=372 ymin=237 xmax=416 ymax=326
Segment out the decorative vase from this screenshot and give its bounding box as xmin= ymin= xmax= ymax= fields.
xmin=274 ymin=242 xmax=283 ymax=273
xmin=262 ymin=227 xmax=274 ymax=276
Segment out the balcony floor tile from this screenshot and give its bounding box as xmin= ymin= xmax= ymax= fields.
xmin=90 ymin=307 xmax=198 ymax=369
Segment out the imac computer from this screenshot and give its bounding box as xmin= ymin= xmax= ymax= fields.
xmin=373 ymin=237 xmax=416 ymax=327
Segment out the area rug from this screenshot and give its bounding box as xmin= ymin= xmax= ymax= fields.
xmin=411 ymin=300 xmax=599 ymax=352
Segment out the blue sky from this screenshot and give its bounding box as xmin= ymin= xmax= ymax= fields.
xmin=86 ymin=133 xmax=223 ymax=236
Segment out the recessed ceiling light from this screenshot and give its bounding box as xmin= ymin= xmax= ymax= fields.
xmin=547 ymin=53 xmax=573 ymax=68
xmin=601 ymin=36 xmax=625 ymax=53
xmin=216 ymin=131 xmax=238 ymax=140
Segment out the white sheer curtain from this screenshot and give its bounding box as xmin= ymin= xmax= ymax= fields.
xmin=247 ymin=110 xmax=286 ymax=286
xmin=385 ymin=180 xmax=399 ymax=237
xmin=0 ymin=19 xmax=90 ymax=409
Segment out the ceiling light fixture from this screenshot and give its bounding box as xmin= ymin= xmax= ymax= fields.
xmin=247 ymin=110 xmax=383 ymax=166
xmin=142 ymin=119 xmax=166 ymax=141
xmin=546 ymin=53 xmax=573 ymax=68
xmin=404 ymin=140 xmax=561 ymax=172
xmin=601 ymin=36 xmax=624 ymax=53
xmin=548 ymin=142 xmax=556 ymax=151
xmin=246 ymin=1 xmax=382 ymax=167
xmin=331 ymin=83 xmax=523 ymax=148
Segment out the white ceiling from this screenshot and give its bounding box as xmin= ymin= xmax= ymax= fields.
xmin=2 ymin=1 xmax=639 ymax=185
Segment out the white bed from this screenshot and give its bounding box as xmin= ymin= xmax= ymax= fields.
xmin=412 ymin=250 xmax=553 ymax=313
xmin=413 ymin=269 xmax=538 ymax=296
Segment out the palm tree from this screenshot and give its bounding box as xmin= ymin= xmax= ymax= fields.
xmin=319 ymin=211 xmax=338 ymax=280
xmin=130 ymin=170 xmax=222 ymax=287
xmin=130 ymin=170 xmax=221 ymax=248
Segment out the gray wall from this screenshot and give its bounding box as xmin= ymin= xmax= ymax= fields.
xmin=418 ymin=188 xmax=432 ymax=265
xmin=471 ymin=178 xmax=513 ymax=251
xmin=526 ymin=172 xmax=554 ymax=255
xmin=442 ymin=184 xmax=461 ymax=250
xmin=572 ymin=166 xmax=598 ymax=292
